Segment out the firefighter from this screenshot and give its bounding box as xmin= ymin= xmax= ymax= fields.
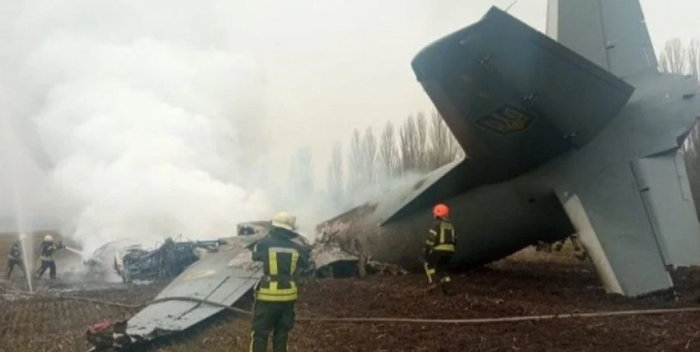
xmin=35 ymin=235 xmax=63 ymax=279
xmin=250 ymin=212 xmax=311 ymax=352
xmin=423 ymin=203 xmax=456 ymax=295
xmin=6 ymin=240 xmax=24 ymax=279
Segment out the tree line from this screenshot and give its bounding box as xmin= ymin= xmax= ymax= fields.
xmin=290 ymin=110 xmax=463 ymax=213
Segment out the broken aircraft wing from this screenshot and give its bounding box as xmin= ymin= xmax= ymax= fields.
xmin=125 ymin=244 xmax=262 ymax=341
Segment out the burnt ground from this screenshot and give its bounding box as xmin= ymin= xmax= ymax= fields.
xmin=2 ymin=233 xmax=700 ymax=351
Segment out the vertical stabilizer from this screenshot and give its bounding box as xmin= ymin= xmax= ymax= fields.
xmin=547 ymin=0 xmax=657 ymax=78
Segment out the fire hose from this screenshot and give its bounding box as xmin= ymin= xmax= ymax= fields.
xmin=4 ymin=287 xmax=700 ymax=324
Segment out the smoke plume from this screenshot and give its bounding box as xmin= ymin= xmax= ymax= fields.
xmin=1 ymin=0 xmax=275 ymax=255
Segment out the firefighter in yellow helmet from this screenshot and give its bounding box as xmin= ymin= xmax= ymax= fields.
xmin=35 ymin=235 xmax=63 ymax=279
xmin=249 ymin=212 xmax=311 ymax=352
xmin=423 ymin=203 xmax=456 ymax=295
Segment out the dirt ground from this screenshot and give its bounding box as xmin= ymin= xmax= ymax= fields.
xmin=2 ymin=233 xmax=700 ymax=352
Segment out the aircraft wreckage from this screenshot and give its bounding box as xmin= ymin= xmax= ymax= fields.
xmin=85 ymin=0 xmax=700 ymax=349
xmin=85 ymin=225 xmax=401 ymax=351
xmin=85 ymin=237 xmax=225 ymax=283
xmin=319 ymin=1 xmax=700 ymax=299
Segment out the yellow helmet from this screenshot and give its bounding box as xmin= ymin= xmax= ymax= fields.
xmin=271 ymin=211 xmax=297 ymax=231
xmin=44 ymin=235 xmax=54 ymax=242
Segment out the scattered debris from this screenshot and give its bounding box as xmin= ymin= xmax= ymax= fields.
xmin=85 ymin=237 xmax=225 ymax=283
xmin=86 ymin=241 xmax=262 ymax=351
xmin=534 ymin=235 xmax=588 ymax=261
xmin=81 ymin=225 xmax=406 ymax=351
xmin=86 ymin=320 xmax=132 ymax=351
xmin=237 ymin=221 xmax=269 ymax=236
xmin=237 ymin=224 xmax=256 ymax=236
xmin=312 ymin=229 xmax=407 ymax=278
xmin=116 ymin=238 xmax=224 ymax=283
xmin=312 ymin=237 xmax=360 ymax=278
xmin=365 ymin=260 xmax=408 ymax=276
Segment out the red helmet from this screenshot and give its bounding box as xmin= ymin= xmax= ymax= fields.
xmin=433 ymin=204 xmax=449 ymax=218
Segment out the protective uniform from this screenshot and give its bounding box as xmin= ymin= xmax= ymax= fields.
xmin=6 ymin=241 xmax=23 ymax=279
xmin=423 ymin=204 xmax=456 ymax=295
xmin=35 ymin=235 xmax=62 ymax=279
xmin=250 ymin=212 xmax=310 ymax=352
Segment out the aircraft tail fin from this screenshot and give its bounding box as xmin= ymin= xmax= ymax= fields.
xmin=546 ymin=0 xmax=657 ymax=79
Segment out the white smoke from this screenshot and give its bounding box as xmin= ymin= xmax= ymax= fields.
xmin=1 ymin=0 xmax=275 ymax=255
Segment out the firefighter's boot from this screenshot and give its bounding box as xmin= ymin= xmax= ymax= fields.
xmin=440 ymin=276 xmax=454 ymax=296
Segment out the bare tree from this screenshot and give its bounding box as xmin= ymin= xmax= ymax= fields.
xmin=399 ymin=115 xmax=418 ymax=174
xmin=362 ymin=127 xmax=378 ymax=185
xmin=688 ymin=39 xmax=700 ymax=80
xmin=415 ymin=112 xmax=429 ymax=171
xmin=427 ymin=110 xmax=462 ymax=169
xmin=378 ymin=121 xmax=399 ymax=182
xmin=346 ymin=129 xmax=364 ymax=195
xmin=326 ymin=141 xmax=344 ymax=207
xmin=659 ymin=38 xmax=688 ymax=74
xmin=289 ymin=146 xmax=314 ymax=200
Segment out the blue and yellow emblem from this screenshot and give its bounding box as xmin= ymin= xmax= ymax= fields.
xmin=476 ymin=104 xmax=536 ymax=135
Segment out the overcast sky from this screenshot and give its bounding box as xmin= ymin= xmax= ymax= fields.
xmin=1 ymin=0 xmax=700 ymax=231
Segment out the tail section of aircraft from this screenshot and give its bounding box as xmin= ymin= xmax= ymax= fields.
xmin=546 ymin=0 xmax=658 ymax=79
xmin=319 ymin=1 xmax=700 ymax=298
xmin=545 ymin=0 xmax=700 ymax=297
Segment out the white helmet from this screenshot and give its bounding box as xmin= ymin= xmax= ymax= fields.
xmin=44 ymin=235 xmax=54 ymax=242
xmin=271 ymin=211 xmax=297 ymax=231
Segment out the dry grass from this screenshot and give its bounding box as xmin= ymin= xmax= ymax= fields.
xmin=3 ymin=235 xmax=700 ymax=352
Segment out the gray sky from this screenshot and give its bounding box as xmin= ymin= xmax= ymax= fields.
xmin=1 ymin=0 xmax=700 ymax=231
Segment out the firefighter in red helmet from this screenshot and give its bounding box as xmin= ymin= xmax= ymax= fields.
xmin=423 ymin=203 xmax=456 ymax=295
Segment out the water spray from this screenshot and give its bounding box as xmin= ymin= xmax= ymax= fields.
xmin=64 ymin=246 xmax=84 ymax=257
xmin=1 ymin=115 xmax=35 ymax=293
xmin=18 ymin=233 xmax=34 ymax=293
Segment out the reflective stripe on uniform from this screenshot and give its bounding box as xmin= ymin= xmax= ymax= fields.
xmin=257 ymin=281 xmax=298 ymax=302
xmin=269 ymin=247 xmax=298 ymax=254
xmin=291 ymin=251 xmax=299 ymax=274
xmin=259 ymin=282 xmax=296 ymax=295
xmin=434 ymin=244 xmax=455 ymax=252
xmin=257 ymin=292 xmax=298 ymax=301
xmin=259 ymin=247 xmax=301 ymax=302
xmin=268 ymin=247 xmax=298 ymax=277
xmin=269 ymin=249 xmax=278 ymax=276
